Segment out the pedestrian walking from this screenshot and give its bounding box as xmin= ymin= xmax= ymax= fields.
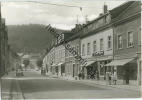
xmin=106 ymin=72 xmax=109 ymax=85
xmin=96 ymin=70 xmax=99 ymax=80
xmin=112 ymin=70 xmax=117 ymax=85
xmin=125 ymin=69 xmax=130 ymax=84
xmin=108 ymin=72 xmax=112 ymax=85
xmin=78 ymin=73 xmax=81 ymax=80
xmin=81 ymin=72 xmax=85 ymax=79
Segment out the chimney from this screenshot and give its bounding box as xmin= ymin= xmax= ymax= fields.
xmin=103 ymin=4 xmax=108 ymax=14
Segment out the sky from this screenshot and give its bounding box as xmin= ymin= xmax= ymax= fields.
xmin=1 ymin=0 xmax=127 ymax=30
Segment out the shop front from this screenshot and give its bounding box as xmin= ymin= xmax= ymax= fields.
xmin=105 ymin=58 xmax=137 ymax=85
xmin=81 ymin=60 xmax=96 ymax=79
xmin=97 ymin=59 xmax=112 ymax=80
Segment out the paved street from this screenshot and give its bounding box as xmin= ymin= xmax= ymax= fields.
xmin=1 ymin=70 xmax=141 ymax=99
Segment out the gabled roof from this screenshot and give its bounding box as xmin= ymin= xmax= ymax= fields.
xmin=80 ymin=1 xmax=135 ymax=39
xmin=63 ymin=31 xmax=75 ymax=41
xmin=110 ymin=1 xmax=135 ymax=19
xmin=65 ymin=32 xmax=81 ymax=42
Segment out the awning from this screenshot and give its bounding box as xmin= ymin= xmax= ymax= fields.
xmin=105 ymin=58 xmax=134 ymax=66
xmin=57 ymin=63 xmax=63 ymax=66
xmin=81 ymin=61 xmax=96 ymax=67
xmin=51 ymin=64 xmax=57 ymax=66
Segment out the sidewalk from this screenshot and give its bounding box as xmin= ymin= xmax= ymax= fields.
xmin=58 ymin=76 xmax=141 ymax=92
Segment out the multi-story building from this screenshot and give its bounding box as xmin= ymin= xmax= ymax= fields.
xmin=43 ymin=31 xmax=74 ymax=77
xmin=80 ymin=1 xmax=135 ymax=80
xmin=43 ymin=1 xmax=141 ymax=85
xmin=44 ymin=47 xmax=56 ymax=75
xmin=55 ymin=31 xmax=74 ymax=77
xmin=0 ymin=18 xmax=9 ymax=77
xmin=80 ymin=10 xmax=113 ymax=79
xmin=106 ymin=1 xmax=141 ymax=85
xmin=65 ymin=25 xmax=82 ymax=79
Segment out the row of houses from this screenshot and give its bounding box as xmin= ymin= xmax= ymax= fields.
xmin=0 ymin=4 xmax=9 ymax=77
xmin=43 ymin=1 xmax=141 ymax=85
xmin=0 ymin=3 xmax=20 ymax=77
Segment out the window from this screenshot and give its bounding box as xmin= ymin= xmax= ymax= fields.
xmin=93 ymin=41 xmax=97 ymax=53
xmin=128 ymin=31 xmax=134 ymax=47
xmin=82 ymin=44 xmax=85 ymax=56
xmin=87 ymin=43 xmax=90 ymax=55
xmin=100 ymin=38 xmax=104 ymax=51
xmin=118 ymin=35 xmax=123 ymax=49
xmin=76 ymin=45 xmax=79 ymax=54
xmin=108 ymin=36 xmax=112 ymax=49
xmin=72 ymin=46 xmax=75 ymax=56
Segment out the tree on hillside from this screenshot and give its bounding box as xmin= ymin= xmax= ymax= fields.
xmin=8 ymin=24 xmax=66 ymax=53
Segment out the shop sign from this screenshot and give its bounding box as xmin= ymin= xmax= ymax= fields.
xmin=92 ymin=51 xmax=104 ymax=56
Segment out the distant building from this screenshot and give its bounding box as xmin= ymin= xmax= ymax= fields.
xmin=9 ymin=47 xmax=21 ymax=71
xmin=54 ymin=31 xmax=74 ymax=76
xmin=43 ymin=31 xmax=74 ymax=76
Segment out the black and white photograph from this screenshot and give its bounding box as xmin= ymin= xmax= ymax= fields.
xmin=0 ymin=0 xmax=141 ymax=99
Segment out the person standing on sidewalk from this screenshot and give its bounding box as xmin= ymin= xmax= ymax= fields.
xmin=112 ymin=70 xmax=117 ymax=85
xmin=78 ymin=73 xmax=81 ymax=80
xmin=96 ymin=70 xmax=99 ymax=80
xmin=108 ymin=72 xmax=112 ymax=85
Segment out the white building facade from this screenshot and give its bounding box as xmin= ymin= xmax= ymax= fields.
xmin=81 ymin=27 xmax=113 ymax=79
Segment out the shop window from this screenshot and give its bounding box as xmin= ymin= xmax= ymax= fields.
xmin=118 ymin=35 xmax=123 ymax=49
xmin=87 ymin=43 xmax=91 ymax=55
xmin=128 ymin=31 xmax=134 ymax=47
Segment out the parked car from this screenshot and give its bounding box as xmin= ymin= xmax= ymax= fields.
xmin=16 ymin=68 xmax=24 ymax=77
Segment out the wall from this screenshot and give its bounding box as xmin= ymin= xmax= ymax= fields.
xmin=81 ymin=28 xmax=113 ymax=59
xmin=65 ymin=38 xmax=81 ymax=78
xmin=114 ymin=17 xmax=141 ymax=59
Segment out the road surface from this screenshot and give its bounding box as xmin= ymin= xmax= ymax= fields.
xmin=1 ymin=70 xmax=141 ymax=99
